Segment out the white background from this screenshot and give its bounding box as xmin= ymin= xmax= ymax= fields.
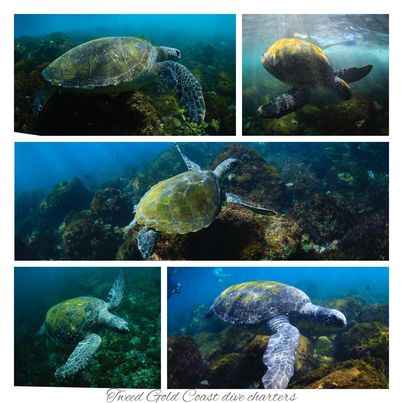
xmin=0 ymin=1 xmax=400 ymax=402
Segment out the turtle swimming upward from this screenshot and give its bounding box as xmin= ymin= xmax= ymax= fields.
xmin=207 ymin=281 xmax=347 ymax=389
xmin=39 ymin=271 xmax=129 ymax=380
xmin=125 ymin=144 xmax=277 ymax=259
xmin=257 ymin=38 xmax=373 ymax=119
xmin=33 ymin=37 xmax=206 ymax=123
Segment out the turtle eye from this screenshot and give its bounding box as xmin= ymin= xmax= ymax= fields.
xmin=176 ymin=50 xmax=182 ymax=59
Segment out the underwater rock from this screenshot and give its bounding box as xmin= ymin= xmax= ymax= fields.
xmin=39 ymin=178 xmax=91 ymax=227
xmin=338 ymin=211 xmax=389 ymax=260
xmin=291 ymin=359 xmax=388 ymax=389
xmin=59 ymin=211 xmax=124 ymax=260
xmin=319 ymin=96 xmax=380 ymax=135
xmin=208 ymin=353 xmax=243 ymax=388
xmin=193 ymin=332 xmax=225 ymax=363
xmin=290 ymin=193 xmax=356 ymax=244
xmin=220 ymin=326 xmax=256 ymax=354
xmin=294 ymin=336 xmax=318 ymax=380
xmin=15 ymin=236 xmax=37 ymax=260
xmin=168 ymin=336 xmax=208 ymax=388
xmin=211 ymin=143 xmax=287 ymax=208
xmin=313 ymin=336 xmax=335 ymax=364
xmin=334 ymin=322 xmax=389 ymax=373
xmin=26 ymin=229 xmax=57 ymax=260
xmin=116 ymin=236 xmax=143 ymax=260
xmin=357 ymin=304 xmax=389 ymax=326
xmin=90 ymin=188 xmax=133 ymax=227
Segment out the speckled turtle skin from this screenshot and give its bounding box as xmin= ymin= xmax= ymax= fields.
xmin=44 ymin=297 xmax=107 ymax=344
xmin=42 ymin=37 xmax=159 ymax=92
xmin=208 ymin=281 xmax=310 ymax=325
xmin=207 ymin=280 xmax=347 ymax=389
xmin=135 ymin=170 xmax=222 ymax=235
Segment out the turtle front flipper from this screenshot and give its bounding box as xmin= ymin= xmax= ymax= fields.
xmin=225 ymin=193 xmax=277 ymax=216
xmin=158 ymin=61 xmax=206 ymax=123
xmin=55 ymin=333 xmax=101 ymax=380
xmin=334 ymin=64 xmax=373 ymax=84
xmin=257 ymin=87 xmax=311 ymax=119
xmin=106 ymin=271 xmax=124 ymax=309
xmin=262 ymin=316 xmax=300 ymax=389
xmin=136 ymin=227 xmax=159 ymax=259
xmin=33 ymin=84 xmax=57 ymax=116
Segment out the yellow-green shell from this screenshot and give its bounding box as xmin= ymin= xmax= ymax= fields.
xmin=210 ymin=281 xmax=310 ymax=325
xmin=261 ymin=38 xmax=333 ymax=88
xmin=135 ymin=170 xmax=222 ymax=234
xmin=42 ymin=37 xmax=157 ymax=90
xmin=44 ymin=296 xmax=104 ymax=343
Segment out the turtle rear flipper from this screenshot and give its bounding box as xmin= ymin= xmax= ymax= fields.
xmin=158 ymin=61 xmax=206 ymax=123
xmin=106 ymin=271 xmax=124 ymax=309
xmin=226 ymin=193 xmax=277 ymax=216
xmin=55 ymin=333 xmax=101 ymax=380
xmin=331 ymin=76 xmax=352 ymax=100
xmin=137 ymin=227 xmax=159 ymax=259
xmin=257 ymin=87 xmax=311 ymax=119
xmin=334 ymin=64 xmax=373 ymax=83
xmin=262 ymin=316 xmax=300 ymax=389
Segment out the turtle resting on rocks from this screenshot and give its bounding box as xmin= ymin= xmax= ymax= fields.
xmin=33 ymin=37 xmax=206 ymax=123
xmin=39 ymin=271 xmax=129 ymax=379
xmin=257 ymin=38 xmax=373 ymax=119
xmin=125 ymin=144 xmax=276 ymax=259
xmin=207 ymin=281 xmax=347 ymax=389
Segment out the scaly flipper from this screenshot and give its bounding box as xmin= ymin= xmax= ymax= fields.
xmin=262 ymin=316 xmax=300 ymax=389
xmin=175 ymin=143 xmax=201 ymax=171
xmin=136 ymin=227 xmax=159 ymax=259
xmin=334 ymin=64 xmax=373 ymax=84
xmin=213 ymin=158 xmax=238 ymax=180
xmin=33 ymin=84 xmax=57 ymax=116
xmin=159 ymin=61 xmax=206 ymax=123
xmin=55 ymin=333 xmax=101 ymax=380
xmin=257 ymin=87 xmax=311 ymax=119
xmin=226 ymin=193 xmax=277 ymax=216
xmin=106 ymin=271 xmax=124 ymax=309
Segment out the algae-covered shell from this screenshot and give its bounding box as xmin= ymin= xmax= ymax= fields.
xmin=42 ymin=37 xmax=157 ymax=89
xmin=209 ymin=281 xmax=310 ymax=325
xmin=261 ymin=38 xmax=333 ymax=88
xmin=135 ymin=170 xmax=222 ymax=234
xmin=44 ymin=296 xmax=104 ymax=343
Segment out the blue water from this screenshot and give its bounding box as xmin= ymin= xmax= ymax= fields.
xmin=15 ymin=142 xmax=172 ymax=194
xmin=15 ymin=14 xmax=235 ymax=46
xmin=168 ymin=266 xmax=388 ymax=334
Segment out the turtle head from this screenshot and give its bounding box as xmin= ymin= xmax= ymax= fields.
xmin=108 ymin=315 xmax=130 ymax=334
xmin=158 ymin=46 xmax=181 ymax=61
xmin=300 ymin=302 xmax=347 ymax=329
xmin=213 ymin=158 xmax=239 ymax=180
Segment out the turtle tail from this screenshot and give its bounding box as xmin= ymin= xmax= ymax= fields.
xmin=334 ymin=64 xmax=373 ymax=84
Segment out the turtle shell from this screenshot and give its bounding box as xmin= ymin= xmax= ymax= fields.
xmin=44 ymin=297 xmax=105 ymax=343
xmin=261 ymin=38 xmax=333 ymax=88
xmin=42 ymin=37 xmax=157 ymax=89
xmin=209 ymin=281 xmax=310 ymax=325
xmin=135 ymin=170 xmax=222 ymax=234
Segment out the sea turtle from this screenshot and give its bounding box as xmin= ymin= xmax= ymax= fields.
xmin=125 ymin=144 xmax=276 ymax=259
xmin=33 ymin=36 xmax=206 ymax=123
xmin=257 ymin=38 xmax=373 ymax=119
xmin=39 ymin=271 xmax=129 ymax=379
xmin=206 ymin=281 xmax=347 ymax=389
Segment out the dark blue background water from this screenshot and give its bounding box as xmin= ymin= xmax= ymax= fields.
xmin=14 ymin=14 xmax=235 ymax=46
xmin=168 ymin=267 xmax=388 ymax=334
xmin=15 ymin=142 xmax=172 ymax=194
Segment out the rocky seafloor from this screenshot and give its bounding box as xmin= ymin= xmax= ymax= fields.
xmin=15 ymin=142 xmax=388 ymax=261
xmin=14 ymin=32 xmax=235 ymax=136
xmin=168 ymin=295 xmax=389 ymax=389
xmin=243 ymin=73 xmax=389 ymax=136
xmin=14 ymin=269 xmax=161 ymax=388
